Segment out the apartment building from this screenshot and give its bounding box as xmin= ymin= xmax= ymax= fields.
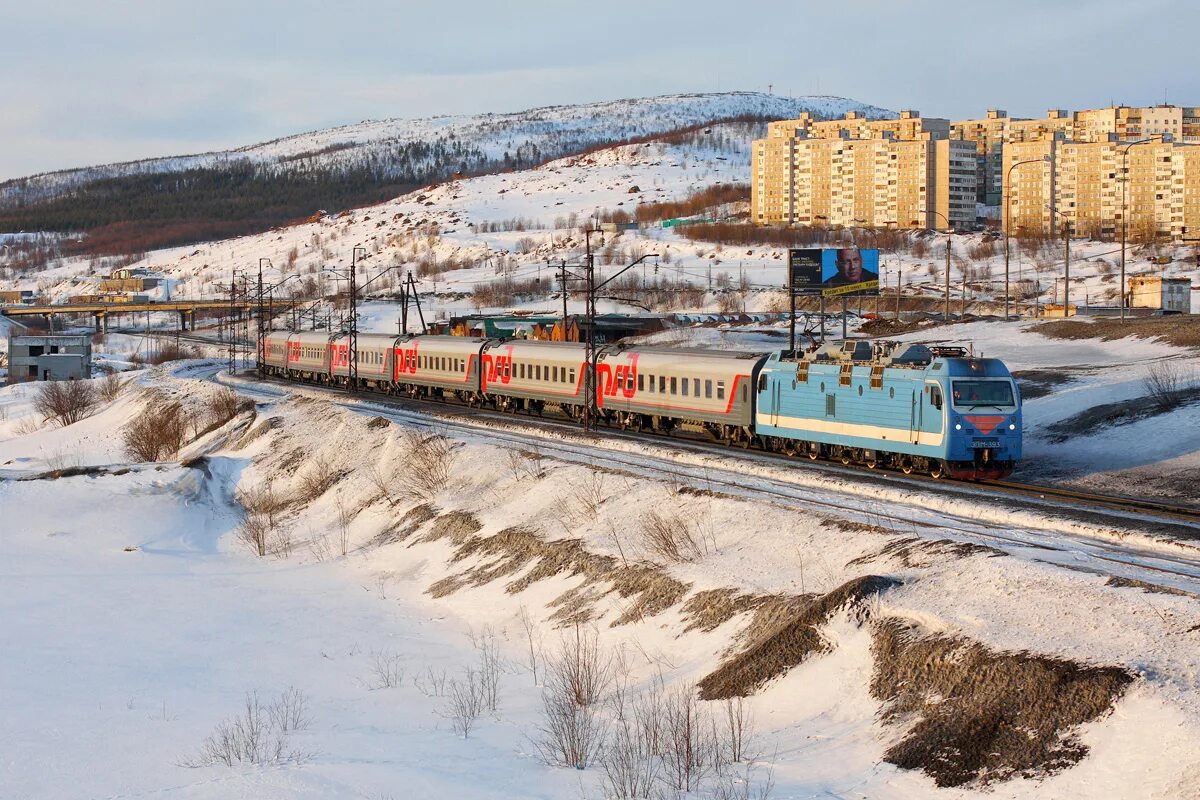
xmin=766 ymin=110 xmax=950 ymax=143
xmin=951 ymin=109 xmax=1075 ymax=204
xmin=1002 ymin=134 xmax=1200 ymax=241
xmin=751 ymin=125 xmax=976 ymax=230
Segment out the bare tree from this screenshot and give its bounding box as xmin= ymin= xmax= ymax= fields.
xmin=517 ymin=606 xmax=543 ymax=686
xmin=661 ymin=683 xmax=715 ymax=792
xmin=534 ymin=624 xmax=612 ymax=769
xmin=1145 ymin=361 xmax=1193 ymax=412
xmin=369 ymin=650 xmax=406 ymax=689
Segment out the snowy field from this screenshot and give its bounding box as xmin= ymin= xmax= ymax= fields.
xmin=2 ymin=361 xmax=1200 ymax=799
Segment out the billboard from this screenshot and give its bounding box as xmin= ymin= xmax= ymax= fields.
xmin=788 ymin=248 xmax=880 ymax=297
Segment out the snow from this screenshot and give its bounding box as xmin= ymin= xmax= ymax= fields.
xmin=3 ymin=363 xmax=1200 ymax=798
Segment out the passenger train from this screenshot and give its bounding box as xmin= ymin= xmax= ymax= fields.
xmin=260 ymin=331 xmax=1022 ymax=480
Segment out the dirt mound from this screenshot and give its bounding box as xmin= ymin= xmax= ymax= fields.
xmin=697 ymin=575 xmax=900 ymax=700
xmin=871 ymin=618 xmax=1134 ymax=788
xmin=859 ymin=317 xmax=920 ymax=337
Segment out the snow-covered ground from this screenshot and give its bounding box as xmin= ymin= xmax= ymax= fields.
xmin=2 ymin=362 xmax=1200 ymax=798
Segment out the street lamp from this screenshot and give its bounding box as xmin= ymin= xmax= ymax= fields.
xmin=1117 ymin=136 xmax=1164 ymax=322
xmin=1044 ymin=205 xmax=1071 ymax=317
xmin=1003 ymin=155 xmax=1052 ymax=320
xmin=916 ymin=210 xmax=953 ymax=322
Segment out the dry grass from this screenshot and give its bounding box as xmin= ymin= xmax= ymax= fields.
xmin=639 ymin=508 xmax=705 ymax=563
xmin=231 ymin=416 xmax=281 ymax=450
xmin=195 ymin=387 xmax=253 ymax=436
xmin=396 ymin=429 xmax=457 ymax=499
xmin=369 ymin=503 xmax=444 ymax=548
xmin=845 ymin=537 xmax=1004 ymax=570
xmin=295 ymin=455 xmax=343 ymax=502
xmin=1033 ymin=316 xmax=1200 ymax=349
xmin=697 ymin=576 xmax=900 ymax=700
xmin=424 ymin=524 xmax=690 ymax=627
xmin=98 ymin=371 xmax=127 ymax=403
xmin=871 ymin=618 xmax=1134 ymax=788
xmin=680 ymin=589 xmax=767 ymax=634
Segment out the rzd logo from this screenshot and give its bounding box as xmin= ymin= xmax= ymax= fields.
xmin=286 ymin=341 xmax=302 ymax=363
xmin=597 ymin=354 xmax=638 ymax=406
xmin=331 ymin=342 xmax=350 ymax=368
xmin=481 ymin=346 xmax=514 ymax=390
xmin=394 ymin=341 xmax=419 ymax=376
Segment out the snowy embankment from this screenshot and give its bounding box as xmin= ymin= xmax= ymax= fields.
xmin=3 ymin=363 xmax=1200 ymax=799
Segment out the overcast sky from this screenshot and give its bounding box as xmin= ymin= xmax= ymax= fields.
xmin=3 ymin=0 xmax=1198 ymax=181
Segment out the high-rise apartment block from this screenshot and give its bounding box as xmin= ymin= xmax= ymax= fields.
xmin=752 ymin=111 xmax=976 ymax=230
xmin=1002 ymin=133 xmax=1200 ymax=242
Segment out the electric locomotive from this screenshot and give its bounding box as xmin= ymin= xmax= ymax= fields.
xmin=752 ymin=341 xmax=1021 ymax=479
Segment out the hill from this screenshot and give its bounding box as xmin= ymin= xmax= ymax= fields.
xmin=0 ymin=92 xmax=891 ymax=256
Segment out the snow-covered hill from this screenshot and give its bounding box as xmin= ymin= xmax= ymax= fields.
xmin=0 ymin=92 xmax=892 ymax=205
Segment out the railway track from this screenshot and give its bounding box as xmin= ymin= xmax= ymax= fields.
xmin=209 ymin=365 xmax=1200 ymax=595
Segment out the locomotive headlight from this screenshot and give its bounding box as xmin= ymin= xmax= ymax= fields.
xmin=954 ymin=423 xmax=962 ymax=430
xmin=1009 ymin=423 xmax=1016 ymax=430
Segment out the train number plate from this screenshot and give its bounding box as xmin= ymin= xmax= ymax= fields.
xmin=971 ymin=439 xmax=1000 ymax=448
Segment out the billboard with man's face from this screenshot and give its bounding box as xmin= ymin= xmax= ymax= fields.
xmin=788 ymin=248 xmax=880 ymax=296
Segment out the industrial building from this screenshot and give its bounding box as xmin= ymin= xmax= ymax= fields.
xmin=1128 ymin=276 xmax=1193 ymax=313
xmin=5 ymin=333 xmax=93 ymax=384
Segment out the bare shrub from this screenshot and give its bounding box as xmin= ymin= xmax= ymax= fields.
xmin=661 ymin=683 xmax=715 ymax=792
xmin=397 ymin=428 xmax=456 ymax=499
xmin=98 ymin=372 xmax=126 ymax=403
xmin=414 ymin=666 xmax=450 ymax=697
xmin=603 ymin=675 xmax=665 ymax=798
xmin=535 ymin=624 xmax=612 ymax=769
xmin=237 ymin=483 xmax=288 ymax=557
xmin=188 ymin=691 xmax=307 ymax=767
xmin=197 ymin=387 xmax=251 ymax=435
xmin=517 ymin=605 xmax=544 ymax=686
xmin=710 ymin=758 xmax=776 ymax=800
xmin=268 ymin=687 xmax=311 ymax=733
xmin=297 ymin=455 xmax=341 ymax=502
xmin=122 ymin=394 xmax=189 ymax=461
xmin=639 ymin=508 xmax=703 ymax=563
xmin=146 ymin=340 xmax=199 ymax=365
xmin=34 ymin=380 xmax=98 ymax=427
xmin=1144 ymin=360 xmax=1193 ymax=412
xmin=567 ymin=471 xmax=608 ymax=519
xmin=444 ymin=668 xmax=487 ymax=738
xmin=369 ymin=650 xmax=406 ymax=689
xmin=470 ymin=626 xmax=503 ymax=713
xmin=716 ymin=696 xmax=754 ymax=765
xmin=506 ymin=447 xmax=546 ymax=481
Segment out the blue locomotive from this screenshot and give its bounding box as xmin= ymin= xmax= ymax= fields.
xmin=752 ymin=341 xmax=1021 ymax=479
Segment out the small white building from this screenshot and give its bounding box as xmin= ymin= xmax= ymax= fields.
xmin=1128 ymin=276 xmax=1192 ymax=313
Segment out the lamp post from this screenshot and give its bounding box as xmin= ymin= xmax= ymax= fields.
xmin=1045 ymin=205 xmax=1071 ymax=317
xmin=916 ymin=210 xmax=953 ymax=322
xmin=1003 ymin=155 xmax=1052 ymax=320
xmin=1117 ymin=136 xmax=1163 ymax=322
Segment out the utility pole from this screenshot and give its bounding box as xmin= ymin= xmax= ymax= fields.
xmin=257 ymin=258 xmax=269 ymax=374
xmin=1117 ymin=137 xmax=1162 ymax=322
xmin=558 ymin=260 xmax=569 ymax=340
xmin=1063 ymin=216 xmax=1070 ymax=317
xmin=895 ymin=267 xmax=901 ymax=320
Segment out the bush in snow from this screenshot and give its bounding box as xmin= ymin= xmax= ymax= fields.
xmin=34 ymin=379 xmax=98 ymax=427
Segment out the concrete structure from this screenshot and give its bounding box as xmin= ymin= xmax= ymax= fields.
xmin=753 ymin=114 xmax=976 ymax=230
xmin=1128 ymin=275 xmax=1192 ymax=313
xmin=6 ymin=334 xmax=92 ymax=384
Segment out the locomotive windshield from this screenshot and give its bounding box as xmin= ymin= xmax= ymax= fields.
xmin=951 ymin=380 xmax=1015 ymax=407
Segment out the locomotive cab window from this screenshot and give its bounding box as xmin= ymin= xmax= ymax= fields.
xmin=929 ymin=385 xmax=944 ymax=410
xmin=757 ymin=374 xmax=768 ymax=392
xmin=951 ymin=380 xmax=1015 ymax=407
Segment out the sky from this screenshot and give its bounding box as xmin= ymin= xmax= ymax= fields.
xmin=2 ymin=0 xmax=1199 ymax=181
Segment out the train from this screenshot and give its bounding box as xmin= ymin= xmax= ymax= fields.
xmin=259 ymin=331 xmax=1022 ymax=480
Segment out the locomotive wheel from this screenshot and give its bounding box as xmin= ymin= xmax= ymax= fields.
xmin=865 ymin=455 xmax=878 ymax=469
xmin=929 ymin=461 xmax=945 ymax=479
xmin=807 ymin=446 xmax=819 ymax=461
xmin=901 ymin=461 xmax=914 ymax=475
xmin=840 ymin=449 xmax=852 ymax=466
